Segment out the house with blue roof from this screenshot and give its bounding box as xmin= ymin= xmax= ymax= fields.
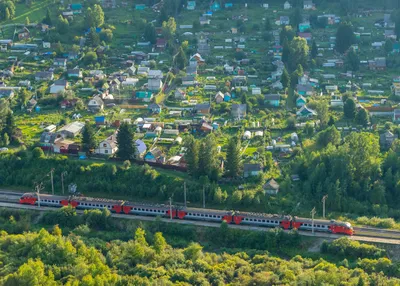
xmin=225 ymin=3 xmax=233 ymax=8
xmin=264 ymin=94 xmax=280 ymax=107
xmin=296 ymin=95 xmax=307 ymax=107
xmin=136 ymin=91 xmax=153 ymax=102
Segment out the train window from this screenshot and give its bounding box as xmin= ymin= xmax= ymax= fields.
xmin=201 ymin=214 xmax=204 ymax=217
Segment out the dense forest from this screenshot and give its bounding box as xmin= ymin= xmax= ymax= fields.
xmin=0 ymin=207 xmax=398 ymax=285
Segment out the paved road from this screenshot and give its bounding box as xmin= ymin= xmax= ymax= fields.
xmin=1 ymin=198 xmax=400 ymax=245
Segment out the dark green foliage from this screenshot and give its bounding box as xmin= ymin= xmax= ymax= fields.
xmin=311 ymin=41 xmax=318 ymax=59
xmin=346 ymin=49 xmax=359 ymax=71
xmin=82 ymin=122 xmax=97 ymax=153
xmin=281 ymin=67 xmax=290 ymax=89
xmin=343 ymin=98 xmax=356 ymax=119
xmin=321 ymin=237 xmax=386 ymax=259
xmin=144 ymin=23 xmax=157 ymax=44
xmin=184 ymin=135 xmax=199 ymax=176
xmin=316 ymin=126 xmax=341 ymax=147
xmin=116 ymin=122 xmax=135 ymax=160
xmin=225 ymin=136 xmax=242 ymax=178
xmin=356 ymin=108 xmax=369 ymax=127
xmin=336 ymin=22 xmax=355 ymax=54
xmin=174 ymin=47 xmax=187 ymax=70
xmin=42 ymin=8 xmax=52 ymax=25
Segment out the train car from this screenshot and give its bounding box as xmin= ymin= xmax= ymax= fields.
xmin=178 ymin=207 xmax=233 ymax=223
xmin=292 ymin=217 xmax=353 ymax=235
xmin=125 ymin=202 xmax=172 ymax=217
xmin=19 ymin=193 xmax=69 ymax=207
xmin=234 ymin=212 xmax=292 ymax=229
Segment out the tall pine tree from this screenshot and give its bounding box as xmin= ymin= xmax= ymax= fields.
xmin=225 ymin=136 xmax=242 ymax=178
xmin=184 ymin=135 xmax=199 ymax=176
xmin=82 ymin=122 xmax=97 ymax=153
xmin=116 ymin=122 xmax=135 ymax=160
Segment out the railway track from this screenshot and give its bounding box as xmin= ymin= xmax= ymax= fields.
xmin=1 ymin=190 xmax=400 ymax=244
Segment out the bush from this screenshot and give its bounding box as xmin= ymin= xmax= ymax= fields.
xmin=321 ymin=237 xmax=386 ymax=259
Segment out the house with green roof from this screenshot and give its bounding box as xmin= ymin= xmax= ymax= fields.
xmin=187 ymin=1 xmax=196 ymax=10
xmin=136 ymin=91 xmax=153 ymax=102
xmin=71 ymin=3 xmax=82 ymax=14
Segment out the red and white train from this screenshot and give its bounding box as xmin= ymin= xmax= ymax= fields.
xmin=19 ymin=193 xmax=354 ymax=235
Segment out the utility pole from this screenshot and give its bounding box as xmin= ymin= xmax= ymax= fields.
xmin=202 ymin=185 xmax=206 ymax=209
xmin=61 ymin=171 xmax=67 ymax=195
xmin=311 ymin=207 xmax=316 ymax=235
xmin=50 ymin=168 xmax=55 ymax=195
xmin=183 ymin=181 xmax=187 ymax=208
xmin=35 ymin=182 xmax=44 ymax=208
xmin=322 ymin=195 xmax=328 ymax=219
xmin=169 ymin=197 xmax=173 ymax=220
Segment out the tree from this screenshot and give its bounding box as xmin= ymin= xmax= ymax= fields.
xmin=385 ymin=39 xmax=394 ymax=54
xmin=184 ymin=135 xmax=199 ymax=176
xmin=116 ymin=122 xmax=135 ymax=160
xmin=343 ymin=98 xmax=356 ymax=119
xmin=328 ymin=115 xmax=335 ymax=126
xmin=82 ymin=122 xmax=97 ymax=153
xmin=280 ymin=26 xmax=295 ymax=44
xmin=317 ymin=126 xmax=341 ymax=147
xmin=56 ymin=15 xmax=69 ymax=34
xmin=315 ymin=101 xmax=329 ymax=126
xmin=370 ymin=181 xmax=386 ymax=204
xmin=19 ymin=89 xmax=30 ymax=106
xmin=32 ymin=147 xmax=45 ymax=159
xmin=311 ymin=41 xmax=318 ymax=58
xmin=198 ymin=134 xmax=219 ymax=180
xmin=85 ymin=4 xmax=104 ymax=28
xmin=290 ymin=64 xmax=303 ymax=88
xmin=2 ymin=133 xmax=9 ymax=146
xmin=0 ymin=1 xmax=15 ymax=20
xmin=25 ymin=16 xmax=30 ymax=26
xmin=336 ymin=22 xmax=355 ymax=54
xmin=162 ymin=17 xmax=176 ymax=39
xmin=225 ymin=136 xmax=242 ymax=178
xmin=3 ymin=259 xmax=56 ymax=285
xmin=291 ymin=7 xmax=302 ymax=30
xmin=3 ymin=112 xmax=15 ymax=139
xmin=153 ymin=232 xmax=167 ymax=254
xmin=87 ymin=27 xmax=100 ymax=47
xmin=83 ymin=51 xmax=98 ymax=65
xmin=43 ymin=8 xmax=52 ymax=25
xmin=144 ymin=23 xmax=157 ymax=44
xmin=282 ymin=41 xmax=290 ymax=64
xmin=346 ymin=49 xmax=359 ymax=71
xmin=5 ymin=7 xmax=10 ymax=20
xmin=174 ymin=47 xmax=187 ymax=70
xmin=288 ymin=37 xmax=309 ymax=71
xmin=264 ymin=17 xmax=272 ymax=31
xmin=356 ymin=108 xmax=369 ymax=127
xmin=281 ymin=67 xmax=291 ymax=89
xmin=99 ymin=29 xmax=113 ymax=43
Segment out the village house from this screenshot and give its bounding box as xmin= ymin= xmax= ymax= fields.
xmin=231 ymin=104 xmax=247 ymax=119
xmin=243 ymin=163 xmax=262 ymax=178
xmin=303 ymin=0 xmax=314 ymax=10
xmin=264 ymin=179 xmax=280 ymax=195
xmin=394 ymin=109 xmax=400 ymax=122
xmin=53 ymin=58 xmax=67 ymax=69
xmin=35 ymin=71 xmax=54 ymax=81
xmin=284 ymin=1 xmax=291 ymax=9
xmin=135 ymin=139 xmax=147 ymax=158
xmin=186 ymin=65 xmax=197 ymax=76
xmin=296 ymin=95 xmax=307 ymax=107
xmin=67 ymin=69 xmax=82 ymax=78
xmin=136 ymin=91 xmax=153 ymax=102
xmin=182 ymin=76 xmax=196 ymax=86
xmin=264 ymin=94 xmax=280 ymax=107
xmin=148 ymin=78 xmax=163 ymax=91
xmin=18 ymin=80 xmax=31 ymax=87
xmin=194 ymin=103 xmax=211 ymax=115
xmin=88 ymin=96 xmax=104 ymax=112
xmin=60 ymin=98 xmax=78 ymax=109
xmin=215 ymin=91 xmax=224 ymax=104
xmin=137 ymin=66 xmax=150 ymax=76
xmin=96 ymin=133 xmax=118 ymax=155
xmin=297 ymin=105 xmax=317 ymax=117
xmin=369 ymin=57 xmax=386 ymax=71
xmin=144 ymin=147 xmax=165 ymax=163
xmin=392 ymin=82 xmax=400 ymax=96
xmin=297 ymin=84 xmax=314 ymax=96
xmin=148 ymin=103 xmax=162 ymax=114
xmin=58 ymin=122 xmax=85 ymax=138
xmin=199 ymin=16 xmax=210 ymax=25
xmin=156 ymin=38 xmax=167 ymax=51
xmin=174 ymin=88 xmax=187 ymax=100
xmin=187 ymin=1 xmax=196 ymax=10
xmin=0 ymin=89 xmax=14 ymax=99
xmin=50 ymin=80 xmax=68 ymax=94
xmin=380 ymin=130 xmax=398 ymax=149
xmin=280 ymin=16 xmax=290 ymax=25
